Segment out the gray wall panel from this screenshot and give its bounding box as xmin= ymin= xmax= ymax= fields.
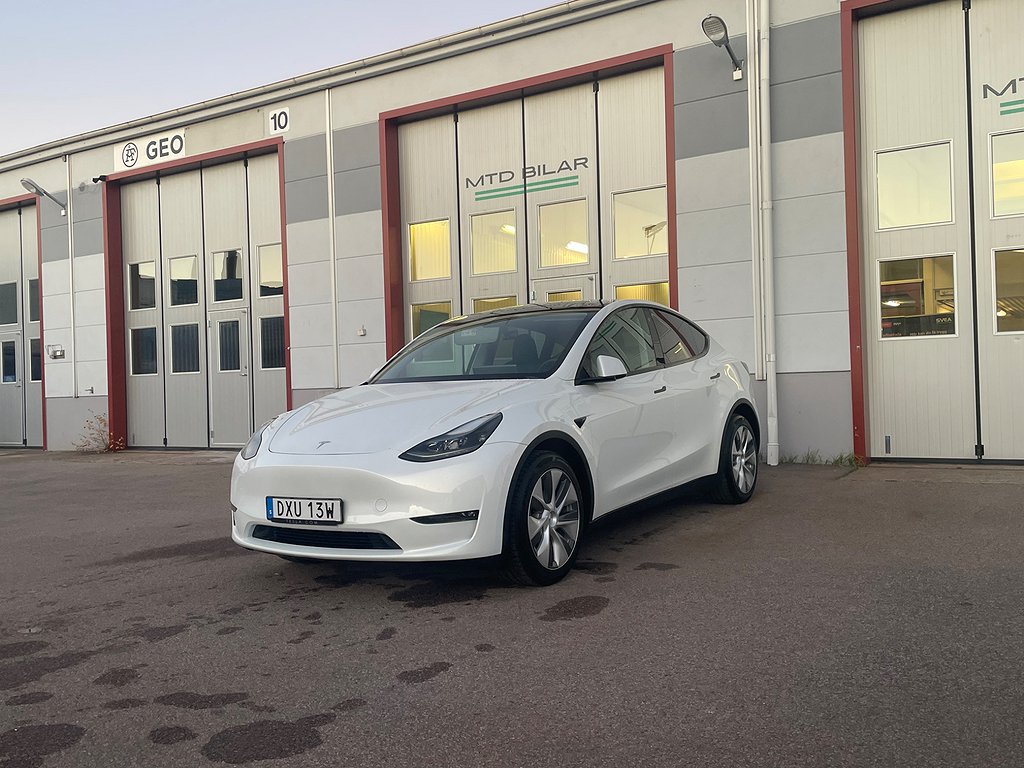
xmin=673 ymin=37 xmax=748 ymax=105
xmin=334 ymin=166 xmax=382 ymax=216
xmin=777 ymin=371 xmax=853 ymax=458
xmin=283 ymin=135 xmax=328 ymax=183
xmin=333 ymin=122 xmax=380 ymax=173
xmin=72 ymin=184 xmax=103 ymax=221
xmin=284 ymin=176 xmax=329 ymax=224
xmin=44 ymin=395 xmax=107 ymax=451
xmin=678 ymin=204 xmax=752 ymax=267
xmin=73 ymin=218 xmax=103 ymax=257
xmin=770 ymin=73 xmax=843 ymax=143
xmin=771 ymin=14 xmax=840 ymax=85
xmin=41 ymin=225 xmax=69 ymax=262
xmin=676 ymin=92 xmax=749 ymax=159
xmin=38 ymin=192 xmax=68 ymax=229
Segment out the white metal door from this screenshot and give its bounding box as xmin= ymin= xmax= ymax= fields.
xmin=208 ymin=308 xmax=252 ymax=447
xmin=0 ymin=331 xmax=23 ymax=446
xmin=532 ymin=275 xmax=595 ymax=303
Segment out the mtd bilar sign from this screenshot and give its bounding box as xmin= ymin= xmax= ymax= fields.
xmin=466 ymin=157 xmax=589 ymax=201
xmin=983 ymin=76 xmax=1024 ymax=117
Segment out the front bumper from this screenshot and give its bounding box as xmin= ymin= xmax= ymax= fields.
xmin=229 ymin=441 xmax=522 ymax=561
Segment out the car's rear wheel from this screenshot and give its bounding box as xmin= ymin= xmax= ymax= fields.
xmin=502 ymin=452 xmax=584 ymax=586
xmin=710 ymin=414 xmax=758 ymax=504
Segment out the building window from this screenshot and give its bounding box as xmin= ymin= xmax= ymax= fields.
xmin=614 ymin=187 xmax=668 ymax=259
xmin=219 ymin=320 xmax=241 ymax=371
xmin=168 ymin=256 xmax=199 ymax=306
xmin=130 ymin=327 xmax=158 ymax=375
xmin=411 ymin=301 xmax=451 ymax=338
xmin=876 ymin=143 xmax=953 ymax=230
xmin=472 ymin=296 xmax=516 ymax=313
xmin=129 ymin=262 xmax=157 ymax=310
xmin=614 ymin=282 xmax=670 ymax=307
xmin=170 ymin=324 xmax=200 ymax=373
xmin=258 ymin=244 xmax=284 ymax=297
xmin=30 ymin=338 xmax=41 ymax=382
xmin=1 ymin=340 xmax=14 ymax=383
xmin=0 ymin=283 xmax=15 ymax=325
xmin=879 ymin=255 xmax=956 ymax=338
xmin=547 ymin=289 xmax=582 ymax=302
xmin=994 ymin=249 xmax=1024 ymax=333
xmin=471 ymin=211 xmax=517 ymax=275
xmin=539 ymin=199 xmax=589 ymax=267
xmin=992 ymin=131 xmax=1024 ymax=218
xmin=409 ymin=220 xmax=451 ymax=281
xmin=28 ymin=279 xmax=39 ymax=322
xmin=213 ymin=250 xmax=244 ymax=302
xmin=261 ymin=316 xmax=286 ymax=369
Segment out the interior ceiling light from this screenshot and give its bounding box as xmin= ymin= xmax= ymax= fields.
xmin=565 ymin=241 xmax=589 ymax=255
xmin=702 ymin=14 xmax=743 ymax=80
xmin=643 ymin=221 xmax=667 ymax=237
xmin=500 ymin=224 xmax=516 ymax=236
xmin=884 ymin=300 xmax=902 ymax=307
xmin=996 ymin=309 xmax=1008 ymax=317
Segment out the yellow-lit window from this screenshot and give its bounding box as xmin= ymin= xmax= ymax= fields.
xmin=614 ymin=187 xmax=668 ymax=259
xmin=879 ymin=255 xmax=955 ymax=338
xmin=547 ymin=290 xmax=582 ymax=302
xmin=471 ymin=211 xmax=516 ymax=275
xmin=539 ymin=200 xmax=588 ymax=267
xmin=876 ymin=143 xmax=953 ymax=229
xmin=411 ymin=301 xmax=451 ymax=338
xmin=993 ymin=131 xmax=1024 ymax=218
xmin=994 ymin=249 xmax=1024 ymax=333
xmin=409 ymin=220 xmax=451 ymax=281
xmin=472 ymin=296 xmax=517 ymax=313
xmin=615 ymin=282 xmax=670 ymax=306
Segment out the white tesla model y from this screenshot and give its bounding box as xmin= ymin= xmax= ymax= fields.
xmin=231 ymin=301 xmax=759 ymax=585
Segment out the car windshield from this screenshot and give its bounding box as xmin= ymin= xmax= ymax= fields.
xmin=371 ymin=310 xmax=596 ymax=383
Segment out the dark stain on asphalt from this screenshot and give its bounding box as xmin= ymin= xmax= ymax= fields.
xmin=93 ymin=537 xmax=245 ymax=566
xmin=0 ymin=642 xmax=48 ymax=661
xmin=0 ymin=723 xmax=84 ymax=765
xmin=93 ymin=667 xmax=140 ymax=687
xmin=201 ymin=712 xmax=336 ymax=764
xmin=4 ymin=692 xmax=52 ymax=706
xmin=475 ymin=644 xmax=495 ymax=653
xmin=634 ymin=562 xmax=681 ymax=572
xmin=375 ymin=627 xmax=396 ymax=641
xmin=155 ymin=692 xmax=249 ymax=710
xmin=539 ymin=596 xmax=610 ymax=622
xmin=132 ymin=625 xmax=188 ymax=643
xmin=303 ymin=612 xmax=321 ymax=622
xmin=103 ymin=698 xmax=148 ymax=710
xmin=388 ymin=582 xmax=488 ymax=609
xmin=286 ymin=631 xmax=315 ymax=646
xmin=216 ymin=627 xmax=243 ymax=636
xmin=0 ymin=650 xmax=95 ymax=691
xmin=149 ymin=726 xmax=197 ymax=745
xmin=220 ymin=606 xmax=244 ymax=616
xmin=332 ymin=698 xmax=366 ymax=712
xmin=397 ymin=662 xmax=452 ymax=684
xmin=574 ymin=561 xmax=619 ymax=576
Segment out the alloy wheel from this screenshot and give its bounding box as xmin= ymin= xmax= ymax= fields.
xmin=527 ymin=468 xmax=581 ymax=570
xmin=731 ymin=424 xmax=757 ymax=494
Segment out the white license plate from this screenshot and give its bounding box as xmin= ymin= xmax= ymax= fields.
xmin=266 ymin=497 xmax=343 ymax=526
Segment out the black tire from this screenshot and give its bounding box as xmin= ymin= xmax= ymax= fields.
xmin=276 ymin=555 xmax=320 ymax=565
xmin=502 ymin=451 xmax=586 ymax=586
xmin=710 ymin=414 xmax=759 ymax=504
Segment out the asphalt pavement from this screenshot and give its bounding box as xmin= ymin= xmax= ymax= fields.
xmin=1 ymin=449 xmax=1023 ymax=767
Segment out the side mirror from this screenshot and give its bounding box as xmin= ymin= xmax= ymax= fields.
xmin=578 ymin=354 xmax=628 ymax=384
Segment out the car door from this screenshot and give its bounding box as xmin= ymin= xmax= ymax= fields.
xmin=647 ymin=308 xmax=720 ymax=483
xmin=571 ymin=306 xmax=668 ymax=516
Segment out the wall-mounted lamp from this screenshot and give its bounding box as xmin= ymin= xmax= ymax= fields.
xmin=46 ymin=344 xmax=66 ymax=360
xmin=21 ymin=178 xmax=66 ymax=216
xmin=702 ymin=14 xmax=744 ymax=81
xmin=92 ymin=175 xmax=108 ymax=184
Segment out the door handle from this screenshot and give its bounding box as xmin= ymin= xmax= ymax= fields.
xmin=709 ymin=372 xmax=721 ymax=380
xmin=654 ymin=385 xmax=667 ymax=394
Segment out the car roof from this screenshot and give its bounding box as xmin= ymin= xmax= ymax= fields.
xmin=442 ymin=300 xmax=609 ymax=327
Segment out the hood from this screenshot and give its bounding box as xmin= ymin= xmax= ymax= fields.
xmin=268 ymin=380 xmax=532 ymax=455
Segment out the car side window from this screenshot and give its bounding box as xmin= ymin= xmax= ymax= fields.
xmin=648 ymin=310 xmax=695 ymax=366
xmin=656 ymin=310 xmax=708 ymax=360
xmin=581 ymin=307 xmax=659 ymax=377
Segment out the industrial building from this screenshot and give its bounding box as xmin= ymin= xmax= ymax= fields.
xmin=0 ymin=0 xmax=1021 ymax=462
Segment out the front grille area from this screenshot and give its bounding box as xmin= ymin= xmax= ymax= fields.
xmin=252 ymin=525 xmax=401 ymax=550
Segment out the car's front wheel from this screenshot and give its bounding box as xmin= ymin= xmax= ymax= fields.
xmin=502 ymin=452 xmax=585 ymax=586
xmin=710 ymin=414 xmax=758 ymax=504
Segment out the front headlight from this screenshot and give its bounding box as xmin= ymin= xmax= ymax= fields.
xmin=399 ymin=413 xmax=503 ymax=462
xmin=240 ymin=420 xmax=273 ymax=460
